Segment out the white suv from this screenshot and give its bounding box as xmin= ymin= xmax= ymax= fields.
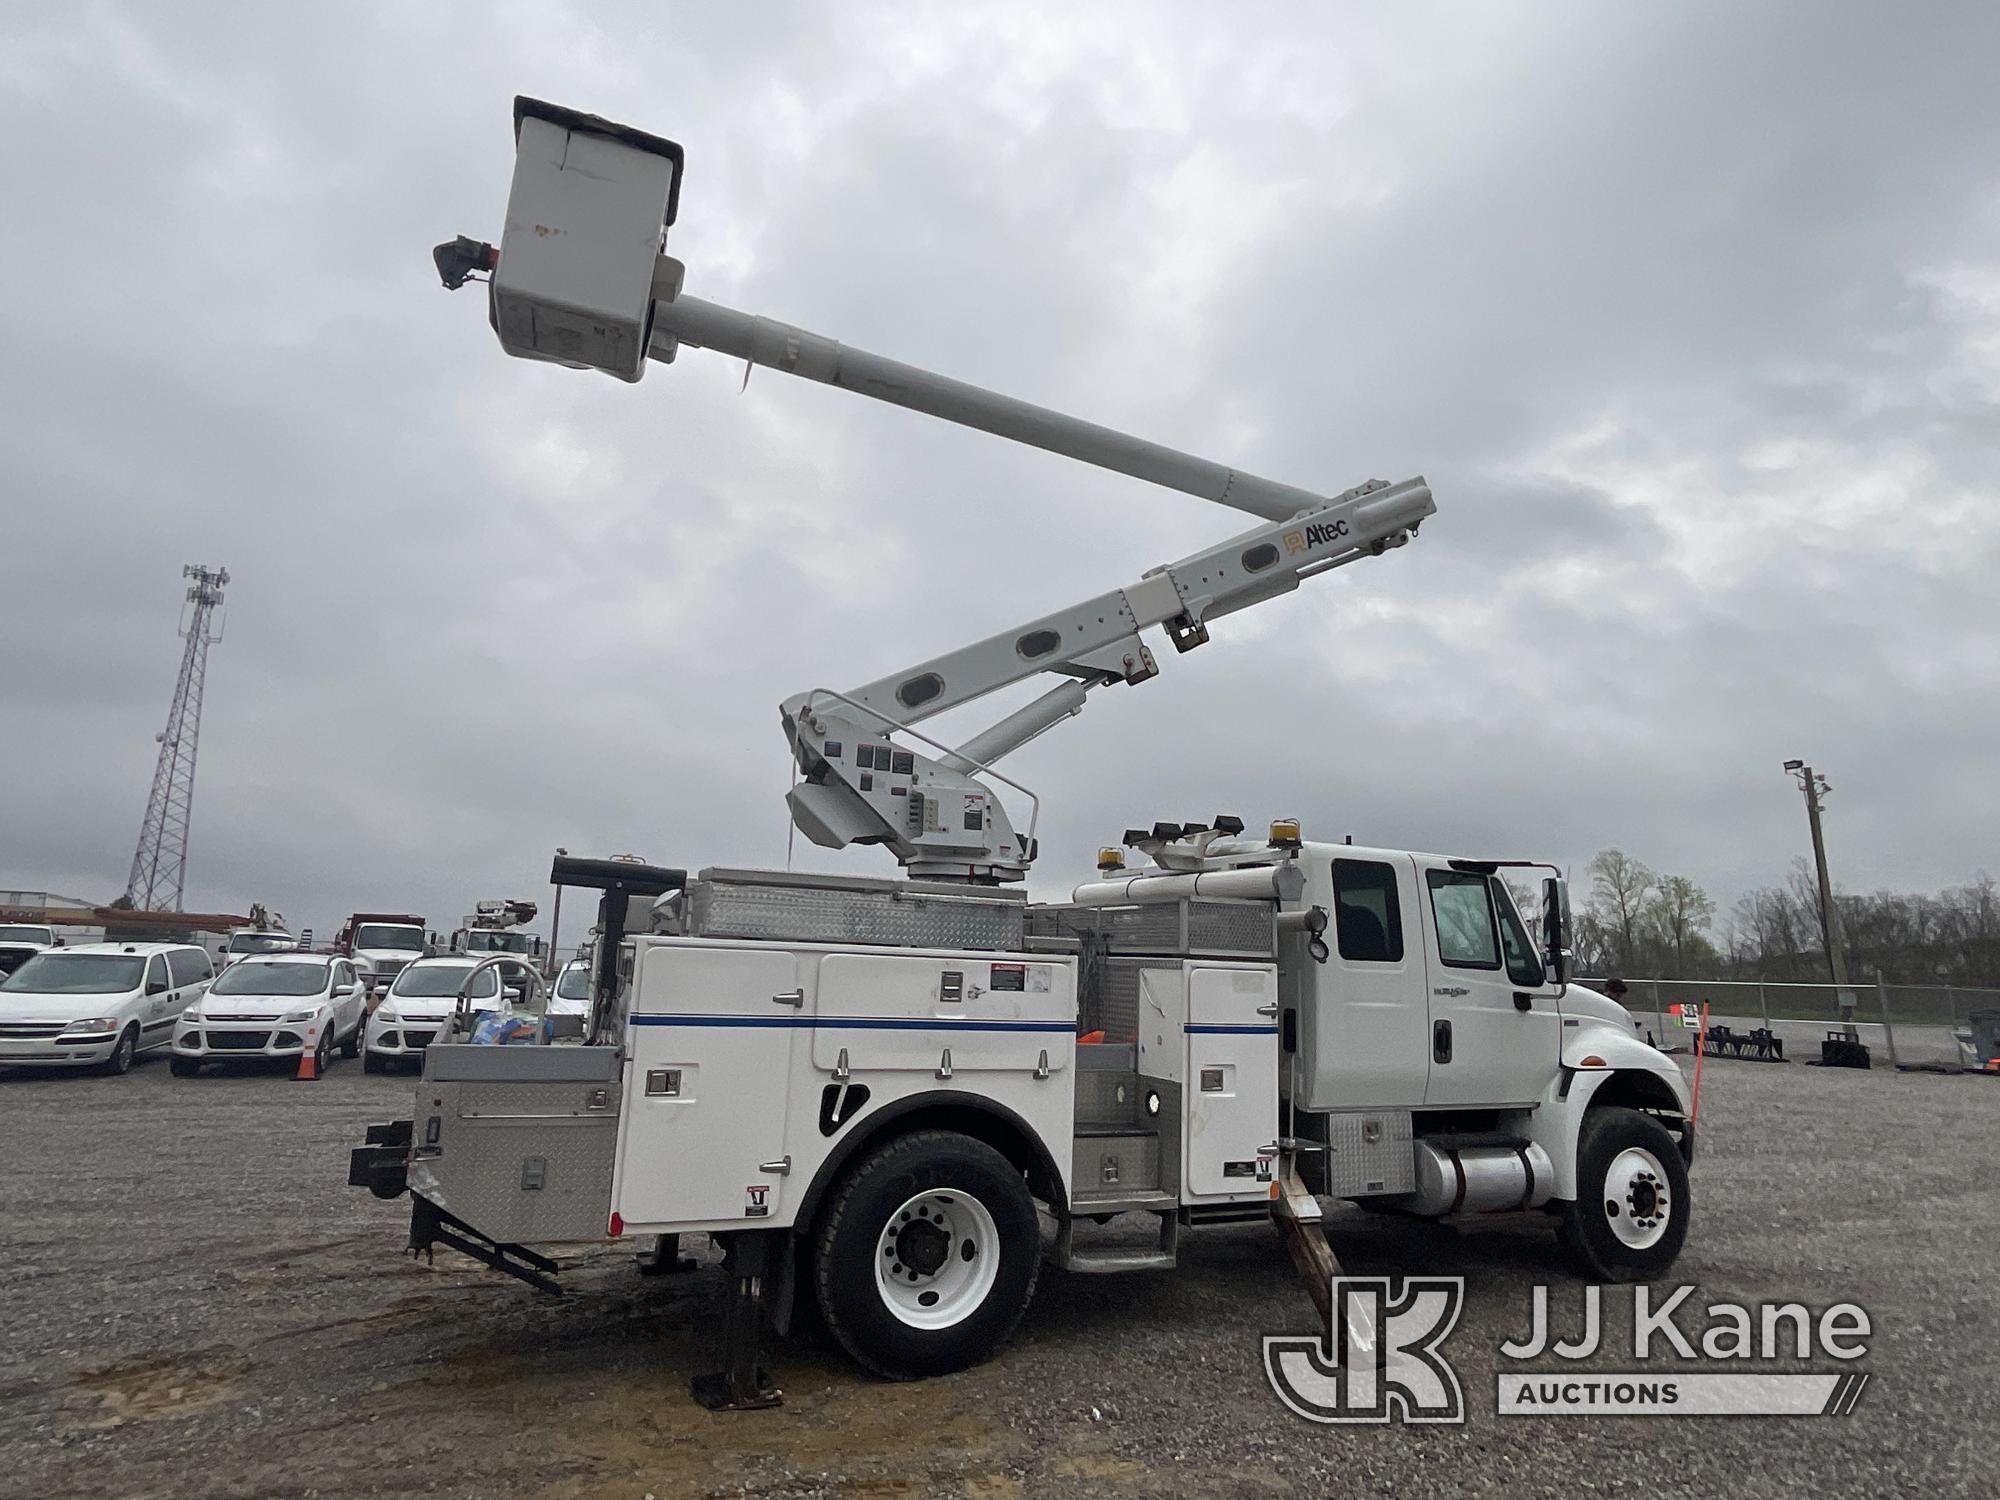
xmin=0 ymin=942 xmax=212 ymax=1073
xmin=361 ymin=955 xmax=505 ymax=1072
xmin=172 ymin=953 xmax=367 ymax=1077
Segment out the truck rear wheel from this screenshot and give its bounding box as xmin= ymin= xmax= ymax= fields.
xmin=812 ymin=1130 xmax=1039 ymax=1380
xmin=1559 ymin=1106 xmax=1690 ymax=1282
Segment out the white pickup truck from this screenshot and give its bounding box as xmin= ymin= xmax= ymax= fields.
xmin=0 ymin=923 xmax=60 ymax=982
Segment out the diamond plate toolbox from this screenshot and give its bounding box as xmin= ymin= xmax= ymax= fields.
xmin=684 ymin=867 xmax=1026 ymax=950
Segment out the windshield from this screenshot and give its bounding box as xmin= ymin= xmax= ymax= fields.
xmin=391 ymin=965 xmax=499 ymax=999
xmin=0 ymin=953 xmax=145 ymax=995
xmin=356 ymin=925 xmax=424 ymax=951
xmin=210 ymin=960 xmax=329 ymax=997
xmin=228 ymin=933 xmax=293 ymax=954
xmin=465 ymin=931 xmax=530 ymax=953
xmin=0 ymin=925 xmax=55 ymax=944
xmin=555 ymin=966 xmax=592 ymax=1001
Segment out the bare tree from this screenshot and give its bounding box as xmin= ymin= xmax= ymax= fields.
xmin=1589 ymin=849 xmax=1656 ymax=974
xmin=1648 ymin=874 xmax=1715 ymax=977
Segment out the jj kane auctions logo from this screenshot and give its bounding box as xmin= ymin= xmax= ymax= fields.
xmin=1266 ymin=1280 xmax=1872 ymax=1423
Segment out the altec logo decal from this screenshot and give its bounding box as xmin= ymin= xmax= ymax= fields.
xmin=1282 ymin=519 xmax=1351 ymax=555
xmin=1265 ymin=1280 xmax=1874 ymax=1423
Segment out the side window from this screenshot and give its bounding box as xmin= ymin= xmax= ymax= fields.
xmin=169 ymin=949 xmax=211 ymax=987
xmin=1332 ymin=859 xmax=1404 ymax=963
xmin=1426 ymin=871 xmax=1500 ymax=969
xmin=1491 ymin=881 xmax=1546 ymax=988
xmin=337 ymin=961 xmax=353 ymax=987
xmin=145 ymin=954 xmax=168 ymax=991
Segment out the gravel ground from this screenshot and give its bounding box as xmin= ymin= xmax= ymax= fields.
xmin=2 ymin=1050 xmax=1996 ymax=1499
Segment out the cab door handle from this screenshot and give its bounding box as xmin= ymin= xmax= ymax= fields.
xmin=1255 ymin=1003 xmax=1279 ymax=1018
xmin=1432 ymin=1019 xmax=1453 ymax=1064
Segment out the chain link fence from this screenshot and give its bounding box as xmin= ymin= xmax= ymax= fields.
xmin=1579 ymin=976 xmax=2000 ymax=1071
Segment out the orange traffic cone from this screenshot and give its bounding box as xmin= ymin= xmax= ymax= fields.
xmin=297 ymin=1030 xmax=319 ymax=1081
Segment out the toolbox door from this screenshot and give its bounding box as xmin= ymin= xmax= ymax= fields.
xmin=614 ymin=943 xmax=804 ymax=1227
xmin=1182 ymin=963 xmax=1279 ymax=1202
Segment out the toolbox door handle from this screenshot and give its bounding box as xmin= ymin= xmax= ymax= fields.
xmin=771 ymin=989 xmax=806 ymax=1007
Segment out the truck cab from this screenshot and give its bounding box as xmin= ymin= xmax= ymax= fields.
xmin=1273 ymin=842 xmax=1687 ymax=1221
xmin=339 ymin=914 xmax=432 ymax=1000
xmin=217 ymin=926 xmax=299 ymax=969
xmin=448 ymin=899 xmax=543 ymax=961
xmin=0 ymin=922 xmax=61 ymax=981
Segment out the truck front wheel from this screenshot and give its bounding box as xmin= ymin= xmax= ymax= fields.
xmin=1559 ymin=1106 xmax=1691 ymax=1282
xmin=812 ymin=1130 xmax=1040 ymax=1380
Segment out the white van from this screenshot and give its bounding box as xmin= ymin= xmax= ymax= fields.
xmin=0 ymin=942 xmax=213 ymax=1073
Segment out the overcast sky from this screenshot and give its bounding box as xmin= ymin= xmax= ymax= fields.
xmin=2 ymin=2 xmax=1995 ymax=945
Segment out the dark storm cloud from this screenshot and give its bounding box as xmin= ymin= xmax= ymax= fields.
xmin=1 ymin=2 xmax=1994 ymax=942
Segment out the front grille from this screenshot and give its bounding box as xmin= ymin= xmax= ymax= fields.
xmin=405 ymin=1029 xmax=437 ymax=1049
xmin=0 ymin=1022 xmax=66 ymax=1040
xmin=206 ymin=1030 xmax=272 ymax=1051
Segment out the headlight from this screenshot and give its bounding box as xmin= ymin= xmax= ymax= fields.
xmin=373 ymin=1004 xmax=398 ymax=1023
xmin=180 ymin=1006 xmax=202 ymax=1023
xmin=58 ymin=1018 xmax=118 ymax=1036
xmin=282 ymin=1008 xmax=320 ymax=1024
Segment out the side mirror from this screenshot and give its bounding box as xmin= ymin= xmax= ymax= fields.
xmin=146 ymin=979 xmax=168 ymax=996
xmin=335 ymin=982 xmax=356 ymax=997
xmin=53 ymin=937 xmax=65 ymax=947
xmin=1541 ymin=875 xmax=1571 ymax=988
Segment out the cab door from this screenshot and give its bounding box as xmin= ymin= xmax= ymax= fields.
xmin=1420 ymin=868 xmax=1561 ymax=1107
xmin=1293 ymin=854 xmax=1430 ymax=1111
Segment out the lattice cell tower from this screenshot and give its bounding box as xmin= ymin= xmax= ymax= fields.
xmin=125 ymin=564 xmax=229 ymax=912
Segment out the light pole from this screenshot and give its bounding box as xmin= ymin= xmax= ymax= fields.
xmin=1783 ymin=761 xmax=1854 ymax=1036
xmin=547 ymin=847 xmax=568 ymax=978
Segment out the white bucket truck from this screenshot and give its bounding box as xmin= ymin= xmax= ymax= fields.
xmin=354 ymin=99 xmax=1692 ymax=1408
